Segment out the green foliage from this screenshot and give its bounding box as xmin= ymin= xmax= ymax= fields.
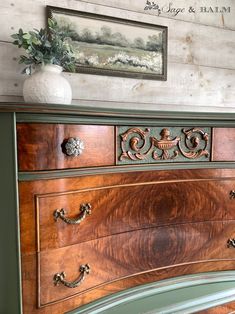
xmin=11 ymin=18 xmax=76 ymax=74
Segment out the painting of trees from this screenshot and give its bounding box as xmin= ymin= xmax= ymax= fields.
xmin=49 ymin=7 xmax=167 ymax=79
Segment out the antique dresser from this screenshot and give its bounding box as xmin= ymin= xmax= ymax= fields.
xmin=2 ymin=102 xmax=235 ymax=314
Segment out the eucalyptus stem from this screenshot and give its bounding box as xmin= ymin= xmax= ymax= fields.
xmin=11 ymin=18 xmax=76 ymax=74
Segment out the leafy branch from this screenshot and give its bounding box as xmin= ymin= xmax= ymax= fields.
xmin=11 ymin=18 xmax=76 ymax=74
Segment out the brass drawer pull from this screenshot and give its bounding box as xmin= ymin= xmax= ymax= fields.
xmin=227 ymin=239 xmax=235 ymax=248
xmin=230 ymin=190 xmax=235 ymax=199
xmin=64 ymin=137 xmax=84 ymax=156
xmin=53 ymin=264 xmax=90 ymax=288
xmin=54 ymin=203 xmax=92 ymax=225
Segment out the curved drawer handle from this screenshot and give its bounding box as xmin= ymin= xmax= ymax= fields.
xmin=230 ymin=190 xmax=235 ymax=199
xmin=54 ymin=203 xmax=92 ymax=225
xmin=227 ymin=239 xmax=235 ymax=248
xmin=64 ymin=137 xmax=85 ymax=156
xmin=53 ymin=264 xmax=90 ymax=288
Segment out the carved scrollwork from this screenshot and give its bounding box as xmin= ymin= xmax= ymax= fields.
xmin=118 ymin=126 xmax=210 ymax=163
xmin=120 ymin=128 xmax=152 ymax=161
xmin=178 ymin=128 xmax=209 ymax=159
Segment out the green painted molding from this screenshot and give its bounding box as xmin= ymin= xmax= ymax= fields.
xmin=0 ymin=113 xmax=22 ymax=314
xmin=15 ymin=112 xmax=235 ymax=127
xmin=0 ymin=102 xmax=235 ymax=125
xmin=18 ymin=161 xmax=235 ymax=181
xmin=0 ymin=102 xmax=234 ymax=118
xmin=67 ymin=271 xmax=235 ymax=314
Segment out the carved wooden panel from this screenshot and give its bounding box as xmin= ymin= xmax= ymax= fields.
xmin=117 ymin=126 xmax=211 ymax=164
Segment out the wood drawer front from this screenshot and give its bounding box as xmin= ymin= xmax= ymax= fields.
xmin=17 ymin=123 xmax=115 ymax=171
xmin=39 ymin=221 xmax=235 ymax=306
xmin=212 ymin=128 xmax=235 ymax=161
xmin=37 ymin=179 xmax=235 ymax=251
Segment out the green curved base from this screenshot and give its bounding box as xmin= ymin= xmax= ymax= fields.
xmin=68 ymin=271 xmax=235 ymax=314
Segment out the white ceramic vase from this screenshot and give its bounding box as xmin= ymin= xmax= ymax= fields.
xmin=23 ymin=64 xmax=72 ymax=105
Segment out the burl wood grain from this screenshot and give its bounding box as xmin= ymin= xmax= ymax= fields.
xmin=17 ymin=123 xmax=115 ymax=170
xmin=37 ymin=179 xmax=235 ymax=251
xmin=212 ymin=128 xmax=235 ymax=161
xmin=19 ymin=169 xmax=235 ymax=313
xmin=19 ymin=169 xmax=235 ymax=254
xmin=38 ymin=221 xmax=235 ymax=306
xmin=22 ymin=258 xmax=235 ymax=314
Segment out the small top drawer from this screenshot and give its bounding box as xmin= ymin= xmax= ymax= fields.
xmin=17 ymin=123 xmax=115 ymax=171
xmin=212 ymin=128 xmax=235 ymax=161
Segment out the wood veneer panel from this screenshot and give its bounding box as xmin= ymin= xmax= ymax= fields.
xmin=21 ymin=258 xmax=235 ymax=313
xmin=19 ymin=169 xmax=235 ymax=254
xmin=19 ymin=169 xmax=235 ymax=312
xmin=38 ymin=221 xmax=235 ymax=306
xmin=37 ymin=179 xmax=235 ymax=251
xmin=17 ymin=123 xmax=115 ymax=170
xmin=212 ymin=128 xmax=235 ymax=161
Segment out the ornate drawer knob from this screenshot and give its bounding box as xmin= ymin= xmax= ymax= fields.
xmin=64 ymin=137 xmax=84 ymax=156
xmin=54 ymin=264 xmax=90 ymax=288
xmin=54 ymin=203 xmax=92 ymax=225
xmin=227 ymin=238 xmax=235 ymax=248
xmin=230 ymin=190 xmax=235 ymax=199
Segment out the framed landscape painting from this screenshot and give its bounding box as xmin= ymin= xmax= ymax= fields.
xmin=47 ymin=6 xmax=167 ymax=80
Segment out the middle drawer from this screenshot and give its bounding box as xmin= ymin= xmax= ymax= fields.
xmin=37 ymin=178 xmax=234 ymax=251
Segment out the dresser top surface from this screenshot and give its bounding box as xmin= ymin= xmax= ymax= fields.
xmin=1 ymin=101 xmax=235 ymax=121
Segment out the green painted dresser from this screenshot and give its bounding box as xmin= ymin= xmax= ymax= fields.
xmin=2 ymin=103 xmax=235 ymax=314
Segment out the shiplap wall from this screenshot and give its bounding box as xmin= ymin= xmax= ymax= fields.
xmin=1 ymin=0 xmax=235 ymax=109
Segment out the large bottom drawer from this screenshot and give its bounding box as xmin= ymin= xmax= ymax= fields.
xmin=38 ymin=221 xmax=235 ymax=306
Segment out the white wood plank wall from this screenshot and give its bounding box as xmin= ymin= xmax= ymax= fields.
xmin=0 ymin=0 xmax=234 ymax=109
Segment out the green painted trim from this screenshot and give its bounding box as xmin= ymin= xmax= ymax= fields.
xmin=0 ymin=113 xmax=22 ymax=314
xmin=67 ymin=271 xmax=235 ymax=314
xmin=14 ymin=113 xmax=235 ymax=127
xmin=19 ymin=161 xmax=235 ymax=181
xmin=0 ymin=102 xmax=235 ymax=121
xmin=156 ymin=288 xmax=235 ymax=314
xmin=17 ymin=113 xmax=235 ymax=127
